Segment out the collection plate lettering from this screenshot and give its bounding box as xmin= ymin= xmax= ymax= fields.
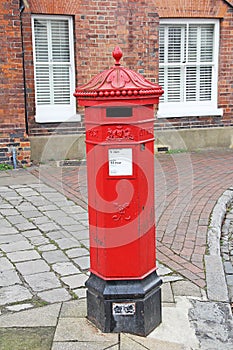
xmin=108 ymin=148 xmax=132 ymax=176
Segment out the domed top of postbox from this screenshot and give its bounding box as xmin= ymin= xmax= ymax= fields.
xmin=74 ymin=47 xmax=163 ymax=106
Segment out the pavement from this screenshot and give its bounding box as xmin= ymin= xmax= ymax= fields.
xmin=0 ymin=149 xmax=233 ymax=349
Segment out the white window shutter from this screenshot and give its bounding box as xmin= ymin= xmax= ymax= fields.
xmin=32 ymin=16 xmax=76 ymax=122
xmin=167 ymin=67 xmax=181 ymax=102
xmin=159 ymin=20 xmax=218 ymax=116
xmin=51 ymin=21 xmax=70 ymax=62
xmin=200 ymin=25 xmax=213 ymax=62
xmin=186 ymin=66 xmax=197 ymax=101
xmin=167 ymin=26 xmax=183 ymax=63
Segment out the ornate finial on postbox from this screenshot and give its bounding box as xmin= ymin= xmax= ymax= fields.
xmin=112 ymin=46 xmax=123 ymax=66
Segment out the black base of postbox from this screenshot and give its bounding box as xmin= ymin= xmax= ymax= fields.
xmin=85 ymin=271 xmax=162 ymax=337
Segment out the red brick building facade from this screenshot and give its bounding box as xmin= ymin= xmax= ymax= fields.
xmin=1 ymin=0 xmax=233 ymax=165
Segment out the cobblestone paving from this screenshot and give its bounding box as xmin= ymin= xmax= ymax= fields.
xmin=31 ymin=149 xmax=233 ymax=289
xmin=0 ymin=183 xmax=89 ymax=312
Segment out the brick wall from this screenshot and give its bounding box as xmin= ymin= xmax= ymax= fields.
xmin=156 ymin=0 xmax=228 ymax=18
xmin=1 ymin=0 xmax=233 ymax=161
xmin=25 ymin=0 xmax=233 ymax=133
xmin=0 ymin=0 xmax=31 ymax=166
xmin=24 ymin=0 xmax=159 ymax=136
xmin=155 ymin=0 xmax=233 ymax=130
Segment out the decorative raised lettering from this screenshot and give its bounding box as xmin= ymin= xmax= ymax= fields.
xmin=112 ymin=202 xmax=131 ymax=222
xmin=88 ymin=129 xmax=98 ymax=138
xmin=106 ymin=126 xmax=134 ymax=141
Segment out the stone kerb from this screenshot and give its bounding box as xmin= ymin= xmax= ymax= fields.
xmin=205 ymin=188 xmax=233 ymax=302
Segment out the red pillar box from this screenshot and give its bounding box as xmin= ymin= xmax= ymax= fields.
xmin=74 ymin=47 xmax=164 ymax=336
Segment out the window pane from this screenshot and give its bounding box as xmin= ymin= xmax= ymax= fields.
xmin=186 ymin=67 xmax=197 ymax=101
xmin=167 ymin=67 xmax=181 ymax=102
xmin=168 ymin=26 xmax=183 ymax=63
xmin=200 ymin=66 xmax=212 ymax=100
xmin=34 ymin=19 xmax=49 ymax=62
xmin=201 ymin=25 xmax=214 ymax=62
xmin=159 ymin=26 xmax=165 ymax=64
xmin=53 ymin=66 xmax=71 ymax=104
xmin=159 ymin=67 xmax=165 ymax=102
xmin=188 ymin=26 xmax=198 ymax=62
xmin=35 ymin=65 xmax=51 ymax=105
xmin=51 ymin=20 xmax=70 ymax=62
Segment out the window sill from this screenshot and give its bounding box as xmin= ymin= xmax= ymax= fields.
xmin=157 ymin=106 xmax=223 ymax=119
xmin=35 ymin=114 xmax=81 ymax=123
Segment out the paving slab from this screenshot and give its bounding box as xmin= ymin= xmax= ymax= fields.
xmin=0 ymin=171 xmax=38 ymax=186
xmin=55 ymin=237 xmax=80 ymax=249
xmin=161 ymin=282 xmax=175 ymax=304
xmin=73 ymin=256 xmax=90 ymax=270
xmin=0 ymin=303 xmax=61 ymax=327
xmin=61 ymin=273 xmax=88 ymax=289
xmin=0 ymin=327 xmax=55 ymax=350
xmin=24 ymin=272 xmax=61 ymax=292
xmin=0 ymin=257 xmax=14 ymax=272
xmin=73 ymin=288 xmax=87 ymax=298
xmin=66 ymin=247 xmax=89 ymax=258
xmin=0 ymin=227 xmax=18 ymax=235
xmin=0 ymin=270 xmax=21 ymax=287
xmin=0 ymin=240 xmax=34 ymax=253
xmin=7 ymin=249 xmax=41 ymax=262
xmin=52 ymin=341 xmax=119 ymax=350
xmin=15 ymin=259 xmax=50 ymax=275
xmin=59 ymin=299 xmax=86 ymax=318
xmin=171 ymin=280 xmax=202 ymax=298
xmin=38 ymin=288 xmax=71 ymax=303
xmin=29 ymin=235 xmax=50 ymax=245
xmin=148 ymin=297 xmax=199 ymax=349
xmin=42 ymin=250 xmax=69 ymax=264
xmin=6 ymin=304 xmax=34 ymax=312
xmin=124 ymin=334 xmax=190 ymax=350
xmin=0 ymin=285 xmax=32 ymax=306
xmin=0 ymin=234 xmax=25 ymax=245
xmin=54 ymin=317 xmax=118 ymax=343
xmin=52 ymin=261 xmax=80 ymax=276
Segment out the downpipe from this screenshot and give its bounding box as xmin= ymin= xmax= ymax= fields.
xmin=11 ymin=146 xmax=17 ymax=169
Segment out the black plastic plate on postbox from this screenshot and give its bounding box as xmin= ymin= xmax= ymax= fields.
xmin=106 ymin=107 xmax=132 ymax=118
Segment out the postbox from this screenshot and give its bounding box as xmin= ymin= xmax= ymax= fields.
xmin=74 ymin=47 xmax=163 ymax=336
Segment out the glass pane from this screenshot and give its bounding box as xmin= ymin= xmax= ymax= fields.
xmin=159 ymin=26 xmax=165 ymax=63
xmin=34 ymin=19 xmax=49 ymax=62
xmin=167 ymin=67 xmax=181 ymax=102
xmin=186 ymin=67 xmax=197 ymax=101
xmin=201 ymin=25 xmax=214 ymax=62
xmin=53 ymin=65 xmax=70 ymax=104
xmin=159 ymin=67 xmax=165 ymax=102
xmin=51 ymin=20 xmax=70 ymax=62
xmin=35 ymin=65 xmax=51 ymax=105
xmin=188 ymin=26 xmax=198 ymax=62
xmin=168 ymin=26 xmax=183 ymax=63
xmin=200 ymin=66 xmax=212 ymax=100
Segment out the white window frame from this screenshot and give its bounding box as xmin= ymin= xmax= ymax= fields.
xmin=158 ymin=18 xmax=223 ymax=118
xmin=32 ymin=15 xmax=79 ymax=123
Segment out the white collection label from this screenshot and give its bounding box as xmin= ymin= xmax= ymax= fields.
xmin=108 ymin=148 xmax=133 ymax=176
xmin=112 ymin=302 xmax=136 ymax=315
